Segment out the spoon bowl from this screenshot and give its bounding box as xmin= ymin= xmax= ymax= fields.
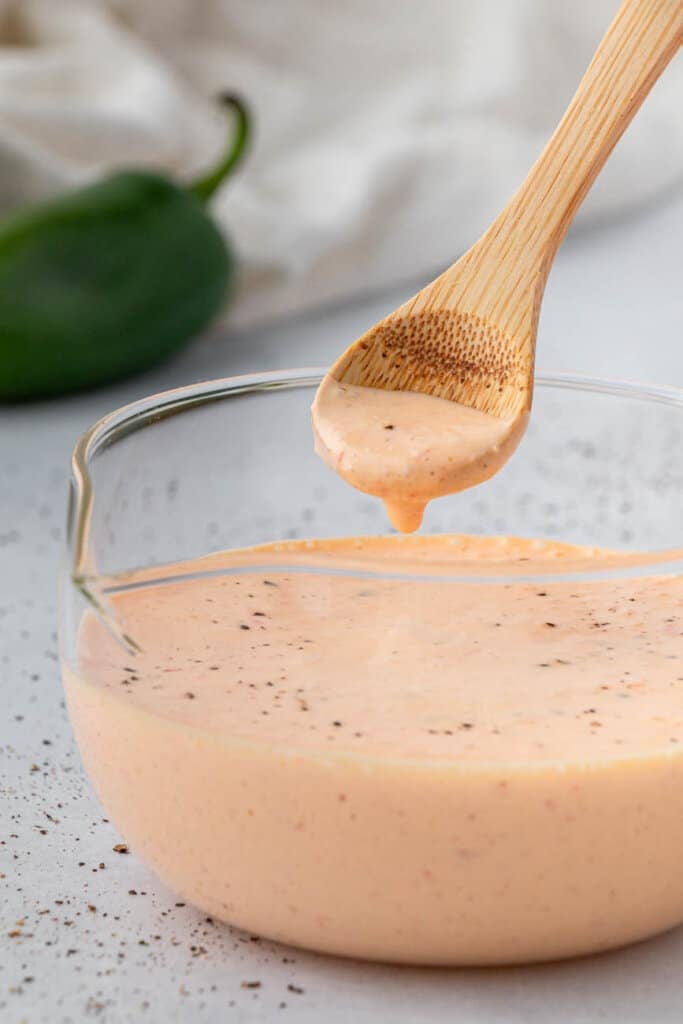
xmin=329 ymin=304 xmax=531 ymax=418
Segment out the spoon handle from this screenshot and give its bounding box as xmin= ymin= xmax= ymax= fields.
xmin=452 ymin=0 xmax=681 ymax=331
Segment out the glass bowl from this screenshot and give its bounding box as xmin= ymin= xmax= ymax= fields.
xmin=60 ymin=369 xmax=683 ymax=966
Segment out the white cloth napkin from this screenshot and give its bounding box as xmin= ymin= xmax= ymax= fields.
xmin=0 ymin=0 xmax=680 ymax=326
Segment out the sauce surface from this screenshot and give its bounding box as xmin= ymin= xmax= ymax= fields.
xmin=77 ymin=535 xmax=682 ymax=764
xmin=312 ymin=381 xmax=526 ymax=530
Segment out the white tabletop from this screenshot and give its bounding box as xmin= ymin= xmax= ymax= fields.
xmin=1 ymin=195 xmax=682 ymax=1023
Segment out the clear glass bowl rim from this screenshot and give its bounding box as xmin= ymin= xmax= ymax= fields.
xmin=67 ymin=368 xmax=683 ymax=585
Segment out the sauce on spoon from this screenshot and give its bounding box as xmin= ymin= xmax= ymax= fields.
xmin=312 ymin=378 xmax=527 ymax=531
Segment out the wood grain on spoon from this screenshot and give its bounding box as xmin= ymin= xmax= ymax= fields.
xmin=313 ymin=0 xmax=682 ymax=531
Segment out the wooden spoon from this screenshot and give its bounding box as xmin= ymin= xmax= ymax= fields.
xmin=312 ymin=0 xmax=682 ymax=532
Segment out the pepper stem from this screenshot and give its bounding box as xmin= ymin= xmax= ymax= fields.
xmin=189 ymin=94 xmax=250 ymax=203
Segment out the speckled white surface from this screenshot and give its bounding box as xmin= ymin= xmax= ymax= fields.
xmin=1 ymin=197 xmax=682 ymax=1023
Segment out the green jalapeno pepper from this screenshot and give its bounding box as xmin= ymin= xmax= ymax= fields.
xmin=0 ymin=94 xmax=249 ymax=400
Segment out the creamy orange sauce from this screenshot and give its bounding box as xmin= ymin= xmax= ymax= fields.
xmin=64 ymin=535 xmax=683 ymax=964
xmin=311 ymin=380 xmax=526 ymax=530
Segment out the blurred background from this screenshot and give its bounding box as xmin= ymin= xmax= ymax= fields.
xmin=1 ymin=0 xmax=681 ymax=328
